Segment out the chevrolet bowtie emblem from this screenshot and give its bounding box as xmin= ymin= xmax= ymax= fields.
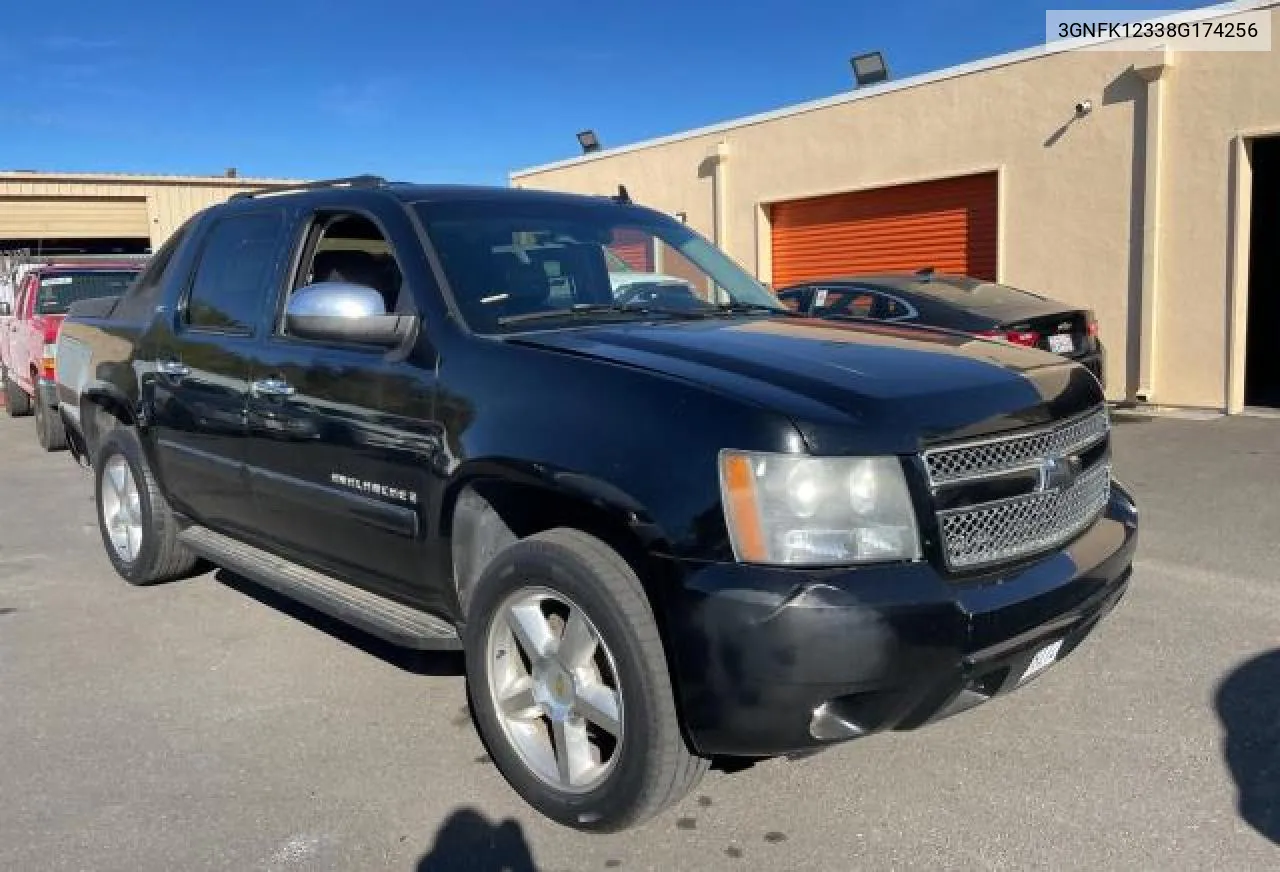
xmin=1037 ymin=454 xmax=1082 ymax=493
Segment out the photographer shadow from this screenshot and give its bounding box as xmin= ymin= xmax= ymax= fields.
xmin=416 ymin=808 xmax=537 ymax=872
xmin=1215 ymin=648 xmax=1280 ymax=844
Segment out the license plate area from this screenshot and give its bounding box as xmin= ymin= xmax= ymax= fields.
xmin=1048 ymin=334 xmax=1075 ymax=354
xmin=1020 ymin=639 xmax=1064 ymax=683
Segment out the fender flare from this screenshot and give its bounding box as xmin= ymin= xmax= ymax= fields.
xmin=442 ymin=461 xmax=672 ymax=615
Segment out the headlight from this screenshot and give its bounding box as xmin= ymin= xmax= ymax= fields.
xmin=719 ymin=450 xmax=921 ymax=566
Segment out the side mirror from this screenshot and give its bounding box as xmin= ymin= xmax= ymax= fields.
xmin=283 ymin=282 xmax=413 ymax=348
xmin=0 ymin=301 xmax=11 ymax=317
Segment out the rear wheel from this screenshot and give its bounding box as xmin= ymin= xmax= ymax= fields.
xmin=465 ymin=528 xmax=707 ymax=832
xmin=3 ymin=373 xmax=32 ymax=417
xmin=94 ymin=429 xmax=198 ymax=585
xmin=34 ymin=388 xmax=66 ymax=451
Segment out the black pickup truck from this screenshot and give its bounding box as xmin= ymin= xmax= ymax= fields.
xmin=55 ymin=176 xmax=1138 ymax=832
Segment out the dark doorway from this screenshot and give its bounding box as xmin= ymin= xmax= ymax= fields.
xmin=1246 ymin=137 xmax=1280 ymax=407
xmin=0 ymin=237 xmax=151 ymax=256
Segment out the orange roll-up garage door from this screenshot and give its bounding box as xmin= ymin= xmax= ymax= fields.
xmin=770 ymin=172 xmax=998 ymax=288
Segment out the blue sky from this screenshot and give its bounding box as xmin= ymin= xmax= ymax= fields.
xmin=1 ymin=0 xmax=1207 ymax=185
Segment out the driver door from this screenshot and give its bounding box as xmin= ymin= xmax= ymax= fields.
xmin=243 ymin=200 xmax=447 ymax=610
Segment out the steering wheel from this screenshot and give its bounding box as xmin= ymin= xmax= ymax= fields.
xmin=613 ymin=281 xmax=701 ymax=309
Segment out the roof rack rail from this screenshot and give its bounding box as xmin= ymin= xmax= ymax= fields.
xmin=230 ymin=174 xmax=389 ymax=200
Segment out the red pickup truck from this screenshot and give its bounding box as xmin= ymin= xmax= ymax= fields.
xmin=1 ymin=259 xmax=144 ymax=449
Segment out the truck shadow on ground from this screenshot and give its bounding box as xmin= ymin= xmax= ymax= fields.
xmin=415 ymin=808 xmax=537 ymax=872
xmin=212 ymin=569 xmax=465 ymax=677
xmin=1215 ymin=648 xmax=1280 ymax=844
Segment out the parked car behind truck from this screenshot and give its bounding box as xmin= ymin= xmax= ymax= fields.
xmin=56 ymin=176 xmax=1138 ymax=832
xmin=776 ymin=270 xmax=1106 ymax=386
xmin=1 ymin=258 xmax=144 ymax=449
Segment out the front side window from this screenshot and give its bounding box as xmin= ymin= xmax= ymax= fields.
xmin=286 ymin=212 xmax=409 ymax=327
xmin=185 ymin=211 xmax=285 ymax=334
xmin=415 ymin=199 xmax=781 ymax=334
xmin=35 ymin=271 xmax=140 ymax=315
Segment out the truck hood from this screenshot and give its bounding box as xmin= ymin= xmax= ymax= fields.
xmin=509 ymin=316 xmax=1103 ymax=454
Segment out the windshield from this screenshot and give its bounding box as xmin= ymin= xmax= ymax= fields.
xmin=414 ymin=199 xmax=782 ymax=333
xmin=35 ymin=271 xmax=139 ymax=315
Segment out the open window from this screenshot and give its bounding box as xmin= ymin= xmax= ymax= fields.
xmin=284 ymin=212 xmax=412 ymax=331
xmin=277 ymin=211 xmax=415 ymax=348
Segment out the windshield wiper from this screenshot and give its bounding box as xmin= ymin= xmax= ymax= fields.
xmin=497 ymin=303 xmax=709 ymax=327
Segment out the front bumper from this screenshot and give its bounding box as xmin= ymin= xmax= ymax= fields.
xmin=660 ymin=481 xmax=1138 ymax=757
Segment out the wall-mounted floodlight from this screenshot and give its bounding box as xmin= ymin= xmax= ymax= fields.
xmin=576 ymin=130 xmax=601 ymax=153
xmin=850 ymin=51 xmax=889 ymax=88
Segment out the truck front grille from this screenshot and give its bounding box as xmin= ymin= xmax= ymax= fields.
xmin=924 ymin=406 xmax=1110 ymax=485
xmin=923 ymin=406 xmax=1112 ymax=571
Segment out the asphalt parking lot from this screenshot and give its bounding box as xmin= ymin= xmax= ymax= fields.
xmin=1 ymin=411 xmax=1278 ymax=871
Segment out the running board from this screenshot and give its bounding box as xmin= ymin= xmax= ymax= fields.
xmin=179 ymin=525 xmax=460 ymax=650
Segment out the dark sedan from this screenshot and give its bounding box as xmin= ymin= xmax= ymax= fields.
xmin=777 ymin=270 xmax=1105 ymax=385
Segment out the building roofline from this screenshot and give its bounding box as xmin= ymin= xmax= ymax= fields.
xmin=0 ymin=170 xmax=303 ymax=186
xmin=511 ymin=0 xmax=1277 ymax=180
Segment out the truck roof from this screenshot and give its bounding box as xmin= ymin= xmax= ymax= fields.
xmin=227 ymin=175 xmax=634 ymax=210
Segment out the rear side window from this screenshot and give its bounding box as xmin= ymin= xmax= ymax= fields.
xmin=881 ymin=296 xmax=914 ymax=319
xmin=185 ymin=211 xmax=285 ymax=334
xmin=816 ymin=289 xmax=877 ymax=318
xmin=129 ymin=224 xmax=187 ymax=302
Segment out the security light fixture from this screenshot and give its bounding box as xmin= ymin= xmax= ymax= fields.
xmin=576 ymin=130 xmax=601 ymax=153
xmin=850 ymin=51 xmax=889 ymax=88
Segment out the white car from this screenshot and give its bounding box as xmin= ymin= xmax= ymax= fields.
xmin=603 ymin=248 xmax=692 ymax=298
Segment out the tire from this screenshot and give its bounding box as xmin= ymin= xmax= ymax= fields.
xmin=34 ymin=387 xmax=66 ymax=451
xmin=93 ymin=428 xmax=198 ymax=585
xmin=465 ymin=528 xmax=707 ymax=832
xmin=3 ymin=373 xmax=32 ymax=417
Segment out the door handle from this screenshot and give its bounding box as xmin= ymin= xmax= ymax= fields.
xmin=250 ymin=377 xmax=296 ymax=399
xmin=157 ymin=360 xmax=190 ymax=378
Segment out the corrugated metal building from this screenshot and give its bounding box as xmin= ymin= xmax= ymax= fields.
xmin=0 ymin=170 xmax=300 ymax=255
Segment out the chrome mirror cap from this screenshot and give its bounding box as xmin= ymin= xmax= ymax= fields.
xmin=285 ymin=282 xmax=387 ymax=318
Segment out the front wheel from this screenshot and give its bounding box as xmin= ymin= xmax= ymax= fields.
xmin=465 ymin=528 xmax=707 ymax=833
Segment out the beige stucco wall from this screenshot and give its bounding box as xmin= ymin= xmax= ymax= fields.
xmin=513 ymin=4 xmax=1280 ymax=410
xmin=0 ymin=172 xmax=300 ymax=247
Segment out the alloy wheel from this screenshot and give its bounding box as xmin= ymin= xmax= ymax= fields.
xmin=485 ymin=587 xmax=624 ymax=793
xmin=100 ymin=455 xmax=143 ymax=563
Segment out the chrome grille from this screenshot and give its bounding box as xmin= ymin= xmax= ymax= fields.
xmin=924 ymin=405 xmax=1112 ymax=570
xmin=923 ymin=406 xmax=1110 ymax=486
xmin=937 ymin=462 xmax=1111 ymax=569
